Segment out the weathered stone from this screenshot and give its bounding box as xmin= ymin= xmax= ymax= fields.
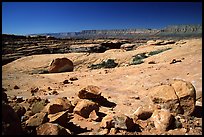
xmin=36 ymin=122 xmax=71 ymax=135
xmin=171 ymin=79 xmax=196 ymax=115
xmin=30 ymin=87 xmax=39 ymax=95
xmin=148 ymin=84 xmax=182 ymax=114
xmin=48 ymin=110 xmax=69 ymax=126
xmin=2 ymin=103 xmax=23 ymax=135
xmin=78 ymin=85 xmax=102 ymax=99
xmin=48 ymin=57 xmax=74 ymax=73
xmin=26 ymin=112 xmax=49 ymax=127
xmin=150 ymin=109 xmax=174 ymax=131
xmin=73 ymin=99 xmax=99 ymax=118
xmin=16 ymin=97 xmax=24 ymax=103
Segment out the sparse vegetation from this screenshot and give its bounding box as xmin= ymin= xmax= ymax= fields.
xmin=89 ymin=59 xmax=118 ymax=69
xmin=131 ymin=48 xmax=172 ymax=65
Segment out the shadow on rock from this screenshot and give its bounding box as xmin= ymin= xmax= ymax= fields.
xmin=191 ymin=106 xmax=202 ymax=118
xmin=90 ymin=96 xmax=117 ymax=108
xmin=64 ymin=122 xmax=91 ymax=135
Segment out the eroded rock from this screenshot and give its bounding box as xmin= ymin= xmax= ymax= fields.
xmin=25 ymin=112 xmax=49 ymax=127
xmin=78 ymin=85 xmax=102 ymax=99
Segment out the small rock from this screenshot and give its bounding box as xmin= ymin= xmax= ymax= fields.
xmin=48 ymin=87 xmax=52 ymax=91
xmin=74 ymin=99 xmax=99 ymax=118
xmin=26 ymin=112 xmax=49 ymax=127
xmin=170 ymin=59 xmax=182 ymax=64
xmin=69 ymin=76 xmax=78 ymax=81
xmin=148 ymin=61 xmax=156 ymax=64
xmin=150 ymin=109 xmax=174 ymax=131
xmin=78 ymin=85 xmax=102 ymax=99
xmin=109 ymin=128 xmax=118 ymax=135
xmin=30 ymin=87 xmax=39 ymax=95
xmin=14 ymin=85 xmax=20 ymax=89
xmin=16 ymin=97 xmax=24 ymax=103
xmin=36 ymin=122 xmax=71 ymax=135
xmin=63 ymin=80 xmax=70 ymax=84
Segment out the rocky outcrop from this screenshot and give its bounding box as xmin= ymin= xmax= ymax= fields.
xmin=48 ymin=58 xmax=74 ymax=73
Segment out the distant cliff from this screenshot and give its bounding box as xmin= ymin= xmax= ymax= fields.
xmin=23 ymin=24 xmax=203 ymax=39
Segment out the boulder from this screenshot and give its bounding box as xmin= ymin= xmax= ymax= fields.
xmin=78 ymin=85 xmax=102 ymax=99
xmin=36 ymin=123 xmax=71 ymax=135
xmin=2 ymin=103 xmax=23 ymax=135
xmin=171 ymin=79 xmax=196 ymax=115
xmin=150 ymin=109 xmax=174 ymax=131
xmin=147 ymin=40 xmax=164 ymax=45
xmin=148 ymin=84 xmax=183 ymax=114
xmin=48 ymin=57 xmax=74 ymax=73
xmin=43 ymin=98 xmax=74 ymax=114
xmin=73 ymin=99 xmax=99 ymax=118
xmin=25 ymin=112 xmax=49 ymax=127
xmin=120 ymin=43 xmax=135 ymax=51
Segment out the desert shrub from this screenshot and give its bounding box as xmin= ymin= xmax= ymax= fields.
xmin=148 ymin=48 xmax=172 ymax=56
xmin=130 ymin=48 xmax=172 ymax=65
xmin=89 ymin=59 xmax=118 ymax=69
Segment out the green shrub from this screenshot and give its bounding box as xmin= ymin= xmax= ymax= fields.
xmin=89 ymin=59 xmax=118 ymax=69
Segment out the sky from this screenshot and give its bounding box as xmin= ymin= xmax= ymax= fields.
xmin=2 ymin=2 xmax=202 ymax=35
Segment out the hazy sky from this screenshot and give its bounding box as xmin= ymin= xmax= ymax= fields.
xmin=2 ymin=2 xmax=202 ymax=35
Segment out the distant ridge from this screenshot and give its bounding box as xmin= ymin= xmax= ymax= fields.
xmin=7 ymin=24 xmax=203 ymax=39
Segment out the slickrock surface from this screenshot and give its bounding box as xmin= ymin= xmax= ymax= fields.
xmin=2 ymin=38 xmax=202 ymax=135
